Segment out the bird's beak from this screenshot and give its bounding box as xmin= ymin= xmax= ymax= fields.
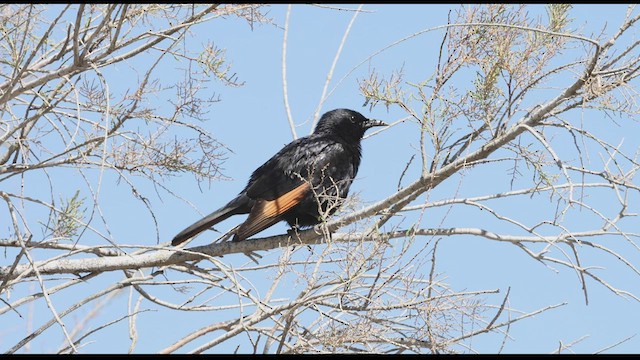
xmin=364 ymin=119 xmax=388 ymax=129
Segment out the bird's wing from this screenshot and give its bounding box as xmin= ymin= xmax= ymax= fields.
xmin=233 ymin=136 xmax=349 ymax=241
xmin=234 ymin=182 xmax=311 ymax=241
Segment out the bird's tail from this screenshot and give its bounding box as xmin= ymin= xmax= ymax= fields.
xmin=171 ymin=193 xmax=251 ymax=246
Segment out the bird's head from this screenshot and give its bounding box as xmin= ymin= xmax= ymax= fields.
xmin=314 ymin=109 xmax=387 ymax=140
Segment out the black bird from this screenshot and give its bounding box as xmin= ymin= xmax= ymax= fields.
xmin=171 ymin=108 xmax=386 ymax=246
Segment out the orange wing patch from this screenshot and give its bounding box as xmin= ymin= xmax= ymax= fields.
xmin=234 ymin=182 xmax=311 ymax=241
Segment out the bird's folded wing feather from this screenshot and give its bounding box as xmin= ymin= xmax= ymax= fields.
xmin=235 ymin=182 xmax=311 ymax=241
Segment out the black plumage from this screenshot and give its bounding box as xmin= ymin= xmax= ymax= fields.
xmin=171 ymin=108 xmax=386 ymax=246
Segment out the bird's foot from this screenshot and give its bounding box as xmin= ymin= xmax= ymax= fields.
xmin=287 ymin=225 xmax=302 ymax=239
xmin=313 ymin=222 xmax=332 ymax=241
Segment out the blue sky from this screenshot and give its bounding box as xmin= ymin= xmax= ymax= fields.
xmin=3 ymin=4 xmax=640 ymax=354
